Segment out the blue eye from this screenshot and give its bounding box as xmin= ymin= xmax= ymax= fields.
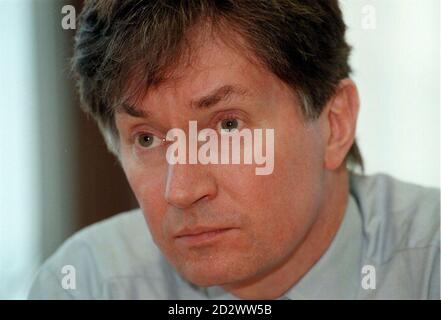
xmin=220 ymin=118 xmax=239 ymax=131
xmin=137 ymin=133 xmax=162 ymax=149
xmin=138 ymin=134 xmax=154 ymax=147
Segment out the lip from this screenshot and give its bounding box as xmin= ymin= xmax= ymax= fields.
xmin=174 ymin=227 xmax=234 ymax=246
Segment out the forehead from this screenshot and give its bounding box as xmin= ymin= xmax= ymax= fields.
xmin=158 ymin=37 xmax=273 ymax=98
xmin=118 ymin=31 xmax=292 ymax=119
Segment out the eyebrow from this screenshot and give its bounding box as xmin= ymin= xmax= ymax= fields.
xmin=191 ymin=84 xmax=249 ymax=110
xmin=116 ymin=102 xmax=150 ymax=118
xmin=116 ymin=84 xmax=249 ymax=118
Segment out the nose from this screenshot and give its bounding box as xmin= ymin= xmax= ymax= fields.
xmin=165 ymin=163 xmax=218 ymax=209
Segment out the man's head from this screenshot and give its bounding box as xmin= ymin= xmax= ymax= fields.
xmin=73 ymin=0 xmax=361 ymax=294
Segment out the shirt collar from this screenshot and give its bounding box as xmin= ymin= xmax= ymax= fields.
xmin=282 ymin=191 xmax=363 ymax=299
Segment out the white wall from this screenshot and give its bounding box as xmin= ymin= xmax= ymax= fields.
xmin=0 ymin=0 xmax=41 ymax=299
xmin=341 ymin=0 xmax=440 ymax=188
xmin=0 ymin=0 xmax=77 ymax=299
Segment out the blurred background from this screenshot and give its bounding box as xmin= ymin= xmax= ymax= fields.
xmin=0 ymin=0 xmax=439 ymax=299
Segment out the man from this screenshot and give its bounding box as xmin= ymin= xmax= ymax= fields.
xmin=28 ymin=0 xmax=439 ymax=299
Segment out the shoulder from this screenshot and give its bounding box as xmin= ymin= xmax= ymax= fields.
xmin=350 ymin=173 xmax=439 ymax=253
xmin=28 ymin=208 xmax=198 ymax=299
xmin=62 ymin=208 xmax=160 ymax=275
xmin=350 ymin=173 xmax=440 ymax=298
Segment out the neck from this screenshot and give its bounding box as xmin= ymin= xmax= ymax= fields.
xmin=222 ymin=167 xmax=350 ymax=299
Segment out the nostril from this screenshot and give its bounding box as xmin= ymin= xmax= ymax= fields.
xmin=165 ymin=180 xmax=217 ymax=209
xmin=165 ymin=188 xmax=193 ymax=209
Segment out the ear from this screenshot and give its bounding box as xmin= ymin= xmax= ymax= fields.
xmin=322 ymin=79 xmax=360 ymax=170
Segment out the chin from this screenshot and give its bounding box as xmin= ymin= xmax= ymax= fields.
xmin=176 ymin=257 xmax=255 ymax=288
xmin=185 ymin=274 xmax=226 ymax=287
xmin=178 ymin=263 xmax=232 ymax=287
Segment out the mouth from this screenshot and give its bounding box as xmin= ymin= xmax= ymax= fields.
xmin=174 ymin=227 xmax=235 ymax=246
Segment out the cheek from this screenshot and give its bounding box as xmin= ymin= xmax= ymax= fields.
xmin=121 ymin=156 xmax=168 ymax=240
xmin=218 ymin=125 xmax=324 ymax=248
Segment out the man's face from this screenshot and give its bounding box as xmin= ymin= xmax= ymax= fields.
xmin=115 ymin=35 xmax=327 ymax=287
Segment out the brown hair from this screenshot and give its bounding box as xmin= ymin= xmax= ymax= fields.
xmin=72 ymin=0 xmax=363 ymax=169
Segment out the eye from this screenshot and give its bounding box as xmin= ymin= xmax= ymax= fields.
xmin=218 ymin=118 xmax=241 ymax=132
xmin=136 ymin=133 xmax=163 ymax=149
